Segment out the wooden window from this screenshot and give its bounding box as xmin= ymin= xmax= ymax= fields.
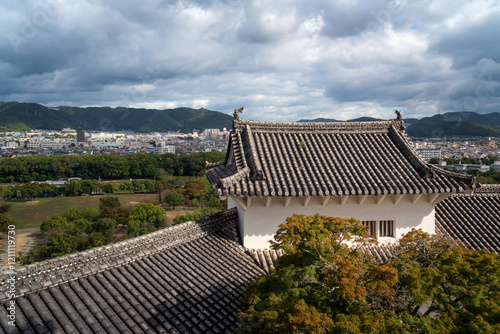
xmin=379 ymin=220 xmax=394 ymax=237
xmin=362 ymin=221 xmax=377 ymax=237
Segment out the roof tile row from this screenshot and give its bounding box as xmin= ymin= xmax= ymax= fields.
xmin=436 ymin=193 xmax=500 ymax=253
xmin=206 ymin=118 xmax=474 ymax=198
xmin=0 ymin=209 xmax=267 ymax=333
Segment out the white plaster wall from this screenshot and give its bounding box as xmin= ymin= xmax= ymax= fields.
xmin=230 ymin=195 xmax=438 ymax=250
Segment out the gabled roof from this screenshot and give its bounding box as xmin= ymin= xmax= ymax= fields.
xmin=206 ymin=112 xmax=474 ymax=197
xmin=0 ymin=209 xmax=266 ymax=333
xmin=436 ymin=186 xmax=500 ymax=253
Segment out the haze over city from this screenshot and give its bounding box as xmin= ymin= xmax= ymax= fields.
xmin=1 ymin=0 xmax=499 ymax=122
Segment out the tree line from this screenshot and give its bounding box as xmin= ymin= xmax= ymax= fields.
xmin=0 ymin=151 xmax=225 ymax=183
xmin=0 ymin=179 xmax=161 ymax=199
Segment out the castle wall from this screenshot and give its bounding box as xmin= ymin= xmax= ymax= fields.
xmin=229 ymin=194 xmax=447 ymax=250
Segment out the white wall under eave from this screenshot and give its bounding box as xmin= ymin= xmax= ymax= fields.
xmin=228 ymin=194 xmax=448 ymax=250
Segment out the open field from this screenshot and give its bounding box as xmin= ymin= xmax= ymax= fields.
xmin=4 ymin=194 xmax=160 ymax=229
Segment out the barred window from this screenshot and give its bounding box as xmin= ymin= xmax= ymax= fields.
xmin=379 ymin=220 xmax=394 ymax=237
xmin=362 ymin=221 xmax=377 ymax=237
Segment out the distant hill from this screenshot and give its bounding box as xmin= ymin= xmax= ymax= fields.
xmin=406 ymin=112 xmax=500 ymax=137
xmin=298 ymin=112 xmax=500 ymax=137
xmin=298 ymin=116 xmax=407 ymax=123
xmin=0 ymin=102 xmax=233 ymax=132
xmin=347 ymin=117 xmax=384 ymax=122
xmin=297 ymin=117 xmax=341 ymax=123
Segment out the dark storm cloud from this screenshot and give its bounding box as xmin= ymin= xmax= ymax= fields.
xmin=0 ymin=0 xmax=499 ymax=122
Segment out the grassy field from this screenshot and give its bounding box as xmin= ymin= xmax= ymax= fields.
xmin=4 ymin=194 xmax=160 ymax=229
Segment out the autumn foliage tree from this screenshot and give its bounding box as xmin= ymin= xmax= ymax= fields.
xmin=238 ymin=214 xmax=500 ymax=333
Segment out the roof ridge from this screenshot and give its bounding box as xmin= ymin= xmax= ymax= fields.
xmin=243 ymin=124 xmax=265 ymax=181
xmin=234 ymin=118 xmax=403 ymax=133
xmin=0 ymin=208 xmax=239 ymax=301
xmin=388 ymin=125 xmax=474 ymax=190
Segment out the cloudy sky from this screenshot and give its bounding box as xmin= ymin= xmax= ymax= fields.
xmin=1 ymin=0 xmax=499 ymax=122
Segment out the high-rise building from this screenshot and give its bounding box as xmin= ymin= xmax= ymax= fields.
xmin=76 ymin=130 xmax=86 ymax=142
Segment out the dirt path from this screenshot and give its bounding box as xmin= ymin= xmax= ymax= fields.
xmin=1 ymin=228 xmax=38 ymax=272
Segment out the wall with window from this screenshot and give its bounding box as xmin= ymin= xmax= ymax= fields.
xmin=362 ymin=220 xmax=395 ymax=240
xmin=230 ymin=194 xmax=447 ymax=250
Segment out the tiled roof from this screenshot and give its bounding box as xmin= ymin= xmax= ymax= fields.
xmin=247 ymin=245 xmax=398 ymax=273
xmin=206 ymin=116 xmax=474 ymax=197
xmin=357 ymin=243 xmax=398 ymax=263
xmin=247 ymin=249 xmax=285 ymax=274
xmin=436 ymin=193 xmax=500 ymax=253
xmin=0 ymin=209 xmax=267 ymax=334
xmin=475 ymin=183 xmax=500 ymax=194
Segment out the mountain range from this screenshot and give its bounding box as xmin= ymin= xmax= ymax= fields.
xmin=0 ymin=102 xmax=233 ymax=133
xmin=299 ymin=112 xmax=500 ymax=137
xmin=1 ymin=102 xmax=499 ymax=137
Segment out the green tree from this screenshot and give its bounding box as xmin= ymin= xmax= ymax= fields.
xmin=119 ymin=181 xmax=134 ymax=194
xmin=64 ymin=207 xmax=100 ymax=222
xmin=80 ymin=179 xmax=99 ymax=195
xmin=164 ymin=192 xmax=186 ymax=209
xmin=100 ymin=206 xmax=130 ymax=226
xmin=238 ymin=214 xmax=500 ymax=334
xmin=190 ymin=198 xmax=200 ymax=208
xmin=21 ymin=182 xmax=42 ymax=200
xmin=66 ymin=219 xmax=92 ymax=236
xmin=87 ymin=232 xmax=107 ymax=248
xmin=99 ymin=196 xmax=121 ymax=210
xmin=46 ymin=232 xmax=78 ymax=257
xmin=172 ymin=206 xmax=225 ymax=225
xmin=101 ymin=183 xmax=119 ymax=194
xmin=173 ymin=176 xmax=187 ymax=188
xmin=143 ymin=179 xmax=159 ymax=193
xmin=40 ymin=216 xmax=69 ymax=233
xmin=0 ymin=203 xmax=13 ymax=214
xmin=92 ymin=218 xmax=116 ymax=237
xmin=132 ymin=180 xmax=146 ymax=193
xmin=0 ymin=214 xmax=15 ymax=233
xmin=126 ymin=219 xmax=141 ymax=236
xmin=155 ymin=168 xmax=172 ymax=188
xmin=129 ymin=203 xmax=166 ymax=230
xmin=61 ymin=179 xmax=82 ymax=196
xmin=207 ymin=196 xmax=227 ymax=211
xmin=39 ymin=183 xmax=59 ymax=197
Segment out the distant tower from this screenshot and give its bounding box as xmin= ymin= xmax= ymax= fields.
xmin=77 ymin=130 xmax=86 ymax=143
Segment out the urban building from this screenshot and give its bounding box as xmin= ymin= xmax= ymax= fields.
xmin=416 ymin=148 xmax=441 ymax=161
xmin=76 ymin=130 xmax=86 ymax=142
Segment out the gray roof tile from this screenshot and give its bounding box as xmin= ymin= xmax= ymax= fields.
xmin=0 ymin=209 xmax=266 ymax=333
xmin=206 ymin=118 xmax=474 ymax=197
xmin=436 ymin=193 xmax=500 ymax=253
